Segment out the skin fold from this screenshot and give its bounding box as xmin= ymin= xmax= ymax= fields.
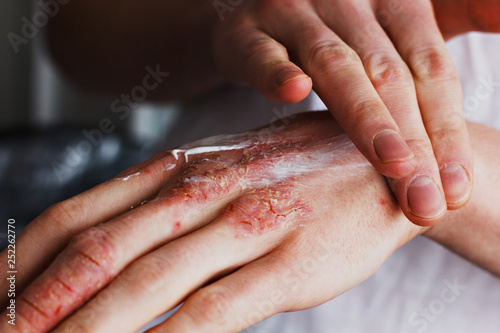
xmin=0 ymin=112 xmax=499 ymax=332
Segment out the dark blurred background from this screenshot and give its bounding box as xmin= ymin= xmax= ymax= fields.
xmin=0 ymin=0 xmax=183 ymax=248
xmin=0 ymin=0 xmax=306 ymax=250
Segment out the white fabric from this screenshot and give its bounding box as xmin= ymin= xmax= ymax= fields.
xmin=141 ymin=33 xmax=500 ymax=333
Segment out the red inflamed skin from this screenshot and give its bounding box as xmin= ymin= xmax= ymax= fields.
xmin=2 ymin=112 xmax=500 ymax=332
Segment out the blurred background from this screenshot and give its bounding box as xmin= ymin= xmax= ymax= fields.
xmin=0 ymin=0 xmax=312 ymax=248
xmin=0 ymin=0 xmax=181 ymax=244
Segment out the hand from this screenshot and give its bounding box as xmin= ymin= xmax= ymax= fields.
xmin=0 ymin=112 xmax=423 ymax=332
xmin=212 ymin=0 xmax=474 ymax=225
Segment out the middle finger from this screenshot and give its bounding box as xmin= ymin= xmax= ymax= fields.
xmin=316 ymin=1 xmax=447 ymax=224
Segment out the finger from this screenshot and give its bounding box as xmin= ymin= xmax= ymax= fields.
xmin=0 ymin=151 xmax=177 ymax=306
xmin=150 ymin=254 xmax=288 ymax=333
xmin=317 ymin=2 xmax=447 ymax=224
xmin=261 ymin=3 xmax=416 ymax=179
xmin=54 ymin=197 xmax=287 ymax=333
xmin=214 ymin=16 xmax=312 ymax=103
xmin=150 ymin=232 xmax=340 ymax=333
xmin=2 ymin=163 xmax=245 ymax=332
xmin=382 ymin=0 xmax=474 ymax=209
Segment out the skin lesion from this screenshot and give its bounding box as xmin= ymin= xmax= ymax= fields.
xmin=226 ymin=186 xmax=311 ymax=236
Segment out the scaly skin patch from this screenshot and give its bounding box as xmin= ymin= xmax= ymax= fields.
xmin=5 ymin=113 xmax=374 ymax=332
xmin=13 ymin=229 xmax=118 ymax=332
xmin=226 ymin=187 xmax=311 ymax=236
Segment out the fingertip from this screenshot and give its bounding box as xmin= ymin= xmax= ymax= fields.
xmin=406 ymin=175 xmax=447 ymax=225
xmin=275 ymin=71 xmax=312 ymax=103
xmin=440 ymin=163 xmax=473 ymax=210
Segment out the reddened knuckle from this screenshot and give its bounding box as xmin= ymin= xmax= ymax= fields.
xmin=16 ymin=297 xmax=49 ymax=332
xmin=365 ymin=54 xmax=410 ymax=88
xmin=307 ymin=41 xmax=358 ymax=69
xmin=187 ymin=287 xmax=232 ymax=323
xmin=408 ymin=47 xmax=457 ymax=81
xmin=69 ymin=227 xmax=118 ymax=268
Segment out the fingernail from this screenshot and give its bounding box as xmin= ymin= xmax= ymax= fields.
xmin=408 ymin=176 xmax=446 ymax=218
xmin=440 ymin=163 xmax=470 ymax=204
xmin=373 ymin=129 xmax=413 ymax=163
xmin=275 ymin=69 xmax=308 ymax=86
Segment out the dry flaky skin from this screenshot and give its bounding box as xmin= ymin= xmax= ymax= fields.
xmin=2 ymin=112 xmax=500 ymax=333
xmin=3 ymin=111 xmax=479 ymax=333
xmin=15 ymin=229 xmax=118 ymax=332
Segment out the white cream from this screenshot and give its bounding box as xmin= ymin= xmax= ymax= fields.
xmin=170 ymin=133 xmax=254 ymax=162
xmin=175 ymin=132 xmax=371 ymax=190
xmin=118 ymin=172 xmax=141 ymax=181
xmin=246 ymin=135 xmax=370 ymax=189
xmin=171 ymin=144 xmax=248 ymax=163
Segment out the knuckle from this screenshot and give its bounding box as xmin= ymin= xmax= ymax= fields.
xmin=143 ymin=151 xmax=178 ymax=179
xmin=408 ymin=46 xmax=458 ymax=81
xmin=365 ymin=53 xmax=411 ymax=88
xmin=244 ymin=38 xmax=287 ymax=66
xmin=405 ymin=137 xmax=434 ymax=159
xmin=186 ymin=286 xmax=233 ymax=323
xmin=123 ymin=254 xmax=171 ymax=298
xmin=16 ymin=296 xmax=49 ymax=332
xmin=344 ymin=99 xmax=385 ymax=132
xmin=428 ymin=122 xmax=464 ymax=146
xmin=307 ymin=41 xmax=359 ymax=70
xmin=226 ymin=189 xmax=308 ymax=234
xmin=44 ymin=197 xmax=84 ymax=232
xmin=69 ymin=227 xmax=118 ymax=270
xmin=60 ymin=320 xmax=92 ymax=333
xmin=175 ymin=165 xmax=241 ymax=202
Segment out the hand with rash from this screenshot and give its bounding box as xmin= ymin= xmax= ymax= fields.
xmin=1 ymin=112 xmax=500 ymax=332
xmin=0 ymin=112 xmax=424 ymax=332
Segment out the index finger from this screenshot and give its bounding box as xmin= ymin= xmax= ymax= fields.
xmin=262 ymin=4 xmax=417 ymax=179
xmin=0 ymin=151 xmax=176 ymax=308
xmin=381 ymin=0 xmax=473 ymax=208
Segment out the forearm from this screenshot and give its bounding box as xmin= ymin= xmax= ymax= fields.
xmin=47 ymin=0 xmax=225 ymax=100
xmin=433 ymin=0 xmax=500 ymax=40
xmin=424 ymin=122 xmax=500 ymax=276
